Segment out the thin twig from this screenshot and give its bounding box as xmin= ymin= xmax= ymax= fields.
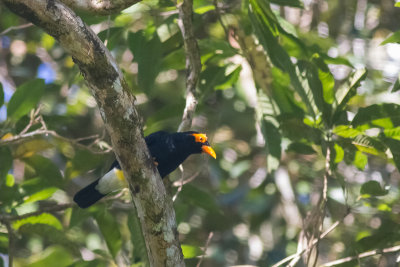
xmin=272 ymin=219 xmax=342 ymax=267
xmin=0 ymin=129 xmax=112 ymax=154
xmin=0 ymin=203 xmax=75 ymax=222
xmin=176 ymin=0 xmax=201 ymax=132
xmin=196 ymin=232 xmax=214 ymax=267
xmin=0 ymin=22 xmax=33 ymax=35
xmin=172 ymin=170 xmax=201 ymax=201
xmin=322 ymin=245 xmax=400 ymax=266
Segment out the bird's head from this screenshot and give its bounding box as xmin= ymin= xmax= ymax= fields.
xmin=184 ymin=131 xmax=216 ymax=159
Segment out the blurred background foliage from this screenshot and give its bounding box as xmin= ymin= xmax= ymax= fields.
xmin=1 ymin=0 xmax=400 ymax=266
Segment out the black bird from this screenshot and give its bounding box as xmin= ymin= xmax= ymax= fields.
xmin=73 ymin=131 xmax=216 ymax=208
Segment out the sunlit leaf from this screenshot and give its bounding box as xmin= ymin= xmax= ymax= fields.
xmin=354 ymin=151 xmax=368 ymax=170
xmin=26 ymin=245 xmax=73 ymax=267
xmin=181 ymin=244 xmax=202 ymax=259
xmin=13 ymin=213 xmax=63 ymax=230
xmin=93 ymin=208 xmax=122 ymax=258
xmin=360 ymin=180 xmax=388 ymax=197
xmin=352 ymin=135 xmax=386 ymax=155
xmin=334 ymin=144 xmax=344 ymax=163
xmin=194 ymin=5 xmax=215 ymax=14
xmin=352 ymin=103 xmax=400 ymax=127
xmin=14 ymin=138 xmax=54 ymax=158
xmin=7 ymin=79 xmax=45 ymax=121
xmin=335 ymin=69 xmax=367 ymax=118
xmin=23 ymin=187 xmax=58 ymax=203
xmin=67 ymin=259 xmax=108 ymax=267
xmin=333 ymin=125 xmax=362 ymax=138
xmin=0 ymin=146 xmax=12 ymax=184
xmin=381 ymin=31 xmax=400 ymax=45
xmin=270 ymin=0 xmax=303 ymax=8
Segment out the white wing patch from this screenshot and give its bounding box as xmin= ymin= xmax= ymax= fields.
xmin=96 ymin=168 xmax=127 ymax=194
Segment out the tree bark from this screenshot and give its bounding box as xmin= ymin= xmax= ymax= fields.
xmin=1 ymin=0 xmax=184 ymax=266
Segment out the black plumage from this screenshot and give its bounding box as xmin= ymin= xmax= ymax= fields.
xmin=74 ymin=131 xmax=215 ymax=208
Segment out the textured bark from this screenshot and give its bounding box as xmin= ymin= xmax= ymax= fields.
xmin=1 ymin=0 xmax=184 ymax=266
xmin=177 ymin=0 xmax=201 ymax=132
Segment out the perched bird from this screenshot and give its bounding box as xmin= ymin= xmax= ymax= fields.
xmin=73 ymin=131 xmax=216 ymax=208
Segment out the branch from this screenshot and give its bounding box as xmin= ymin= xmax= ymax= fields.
xmin=177 ymin=0 xmax=201 ymax=132
xmin=0 ymin=129 xmax=112 ymax=154
xmin=272 ymin=219 xmax=342 ymax=267
xmin=0 ymin=203 xmax=75 ymax=222
xmin=1 ymin=1 xmax=184 ymax=266
xmin=60 ymin=0 xmax=141 ymax=15
xmin=322 ymin=245 xmax=400 ymax=266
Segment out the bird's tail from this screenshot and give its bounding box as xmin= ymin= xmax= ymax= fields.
xmin=73 ymin=168 xmax=127 ymax=208
xmin=73 ymin=179 xmax=105 ymax=208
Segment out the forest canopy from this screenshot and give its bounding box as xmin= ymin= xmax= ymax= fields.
xmin=1 ymin=0 xmax=400 ymax=266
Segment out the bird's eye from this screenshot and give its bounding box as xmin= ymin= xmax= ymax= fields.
xmin=200 ymin=137 xmax=203 ymax=141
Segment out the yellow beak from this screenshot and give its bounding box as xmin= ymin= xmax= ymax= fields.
xmin=202 ymin=145 xmax=216 ymax=159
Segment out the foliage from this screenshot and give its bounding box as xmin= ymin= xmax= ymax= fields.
xmin=1 ymin=0 xmax=400 ymax=266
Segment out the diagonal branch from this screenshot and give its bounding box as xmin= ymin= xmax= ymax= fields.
xmin=177 ymin=0 xmax=201 ymax=132
xmin=1 ymin=1 xmax=184 ymax=266
xmin=322 ymin=245 xmax=400 ymax=266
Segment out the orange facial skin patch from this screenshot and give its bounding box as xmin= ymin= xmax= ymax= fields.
xmin=192 ymin=133 xmax=208 ymax=143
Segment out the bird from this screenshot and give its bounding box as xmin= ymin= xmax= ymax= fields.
xmin=73 ymin=131 xmax=216 ymax=208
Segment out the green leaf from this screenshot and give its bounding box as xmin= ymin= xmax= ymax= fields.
xmin=0 ymin=83 xmax=4 ymax=107
xmin=381 ymin=31 xmax=400 ymax=45
xmin=13 ymin=213 xmax=63 ymax=230
xmin=383 ymin=138 xmax=400 ymax=171
xmin=352 ymin=103 xmax=400 ymax=127
xmin=333 ymin=125 xmax=362 ymax=138
xmin=354 ymin=151 xmax=368 ymax=170
xmin=360 ymin=180 xmax=388 ymax=197
xmin=249 ymin=1 xmax=317 ymax=117
xmin=334 ymin=144 xmax=344 ymax=163
xmin=262 ymin=120 xmax=281 ymax=160
xmin=396 ymin=2 xmax=400 ymax=7
xmin=128 ymin=31 xmax=162 ymax=91
xmin=269 ymin=0 xmax=303 ymax=8
xmin=23 ymin=187 xmax=58 ymax=203
xmin=67 ymin=259 xmax=108 ymax=267
xmin=7 ymin=79 xmax=45 ymax=121
xmin=335 ymin=69 xmax=367 ymax=118
xmin=392 ymin=76 xmax=400 ymax=92
xmin=98 ymin=27 xmax=125 ymax=50
xmin=199 ymin=65 xmax=241 ymax=92
xmin=0 ymin=146 xmax=12 ymax=185
xmin=215 ymin=66 xmax=242 ymax=90
xmin=180 ymin=184 xmax=219 ymax=213
xmin=24 ymin=155 xmax=63 ymax=187
xmin=352 ymin=135 xmax=386 ymax=155
xmin=181 ymin=244 xmax=203 ymax=259
xmin=287 ymin=142 xmax=316 ymax=154
xmin=26 ymin=245 xmax=73 ymax=267
xmin=93 ymin=208 xmax=122 ymax=258
xmin=318 ymin=69 xmax=335 ymax=104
